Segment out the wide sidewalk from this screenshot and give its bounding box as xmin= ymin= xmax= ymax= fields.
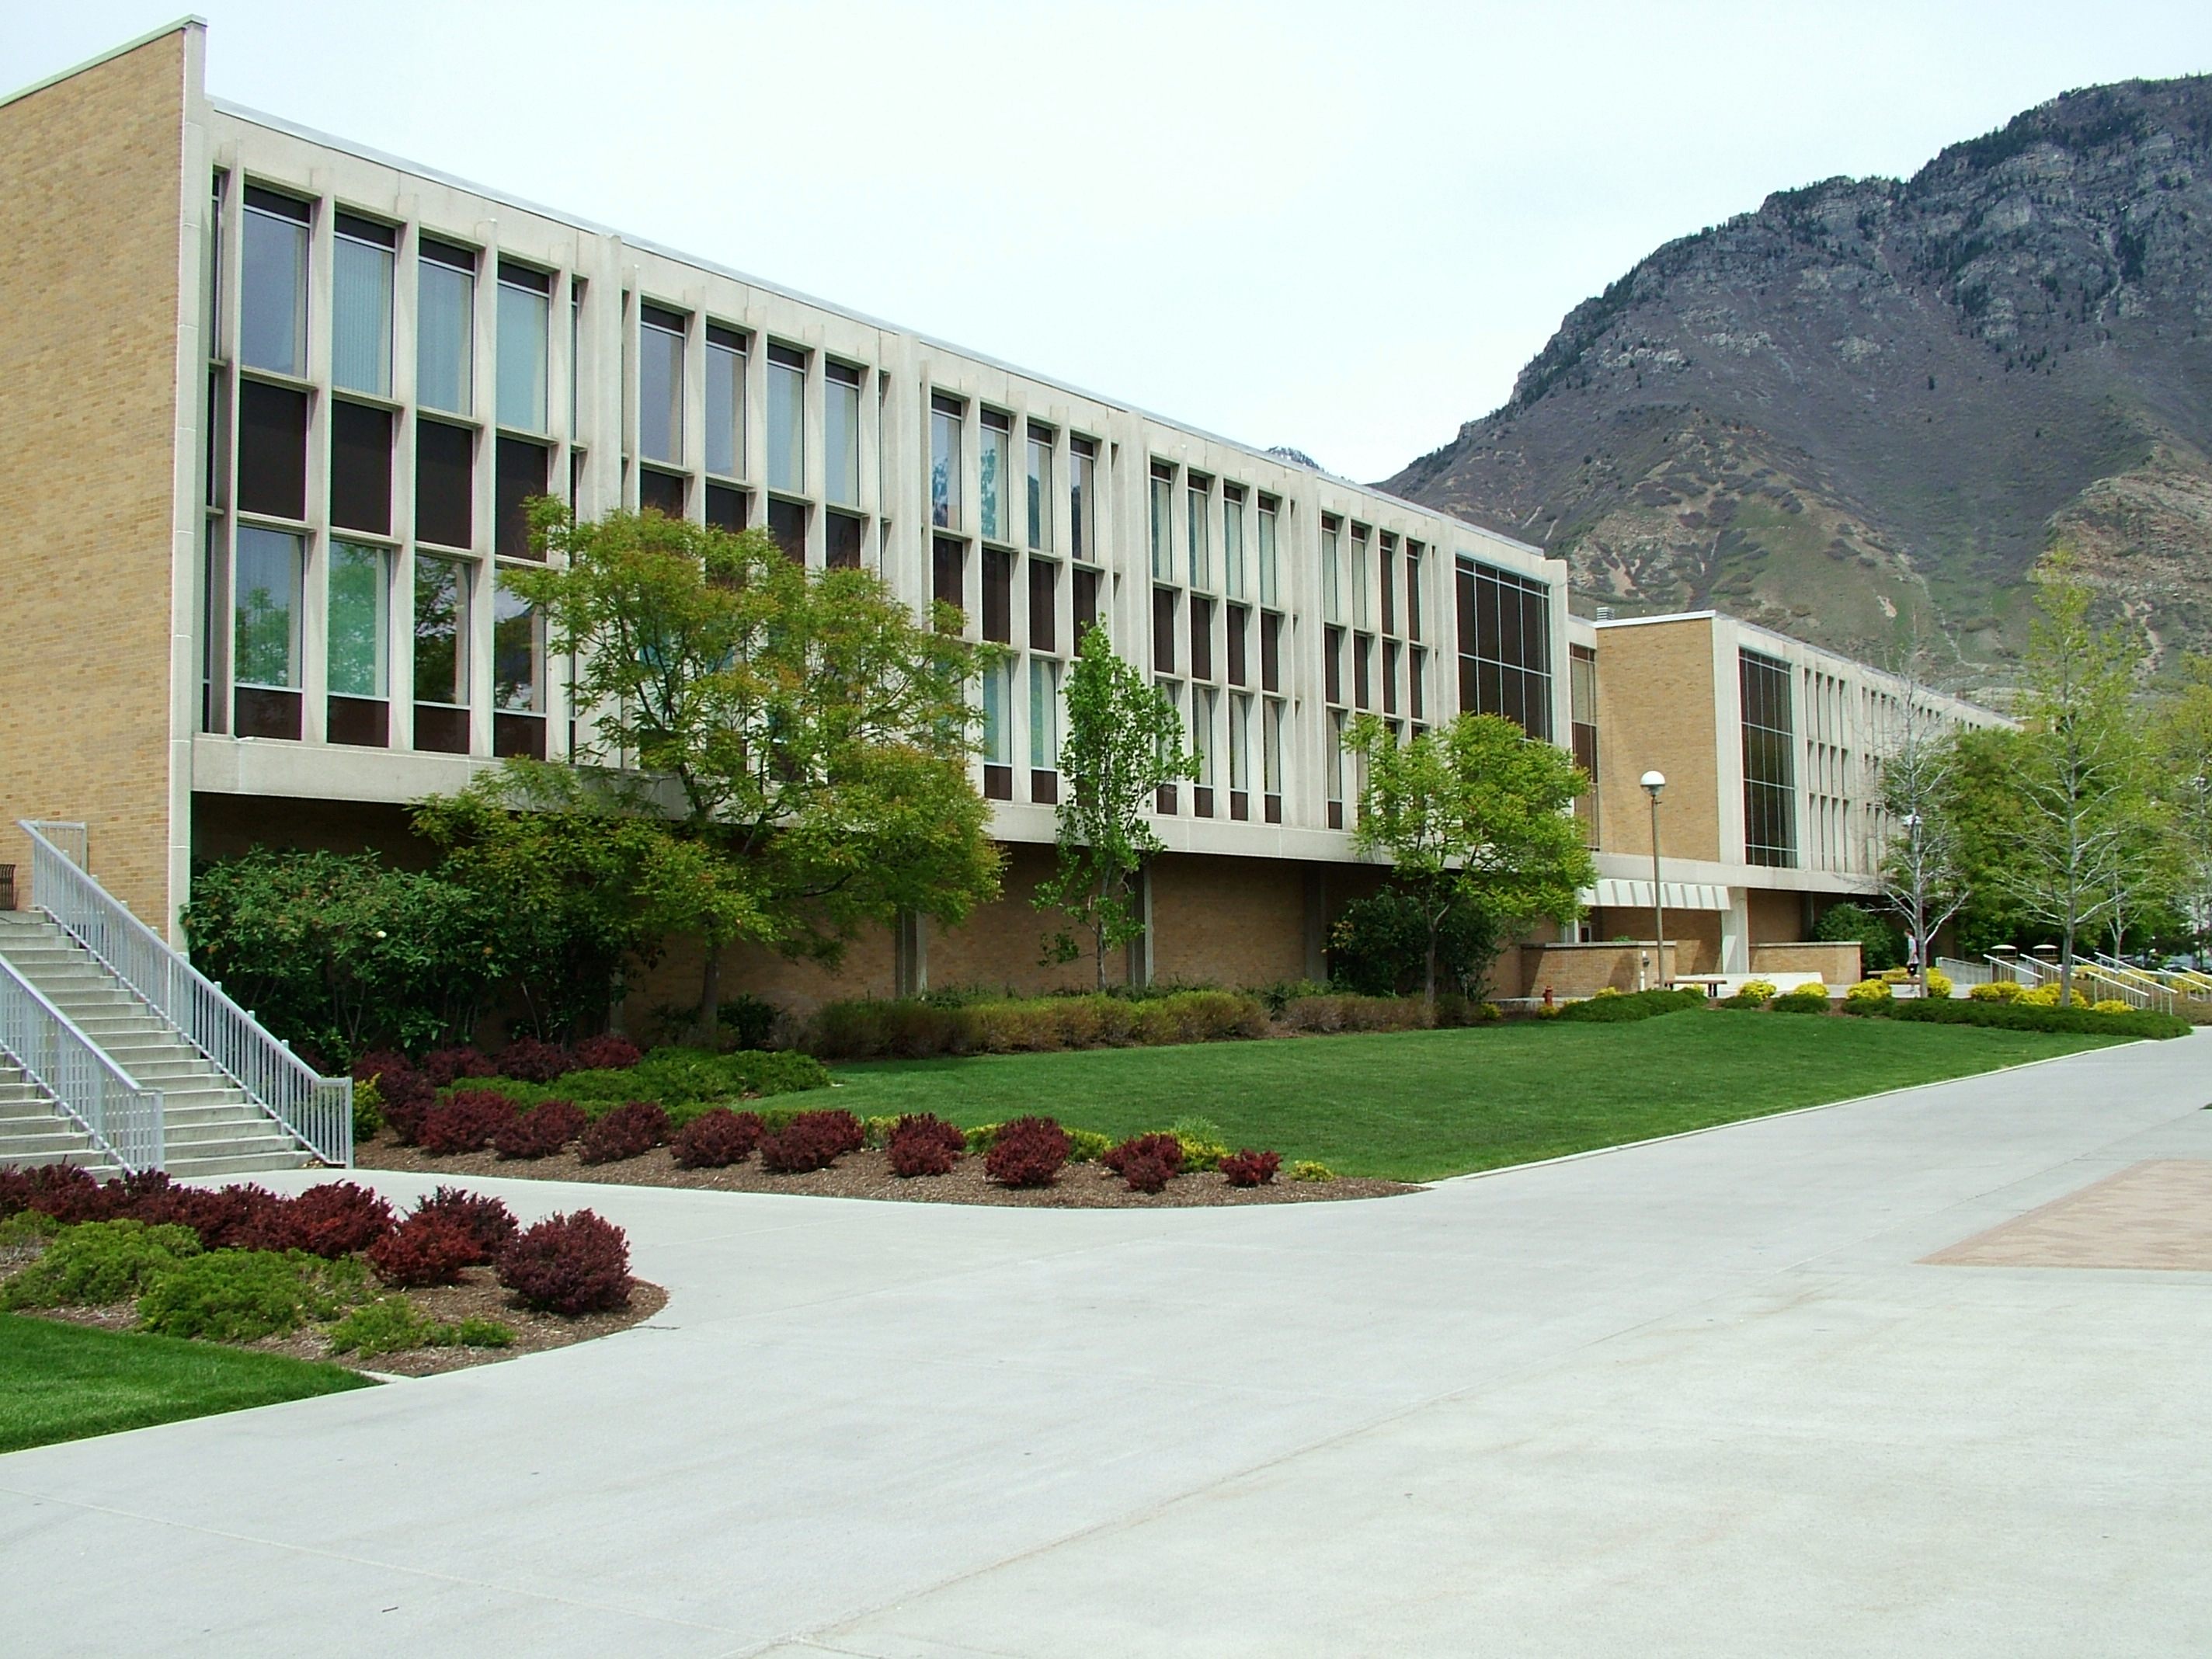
xmin=5 ymin=1035 xmax=2210 ymax=1656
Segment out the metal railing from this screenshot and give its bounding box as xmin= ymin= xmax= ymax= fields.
xmin=0 ymin=953 xmax=163 ymax=1172
xmin=1936 ymin=956 xmax=1991 ymax=988
xmin=1984 ymin=953 xmax=2050 ymax=986
xmin=20 ymin=820 xmax=351 ymax=1167
xmin=2075 ymin=962 xmax=2174 ymax=1014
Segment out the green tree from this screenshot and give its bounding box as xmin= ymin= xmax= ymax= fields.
xmin=1869 ymin=685 xmax=1971 ymax=989
xmin=2153 ymin=656 xmax=2212 ymax=956
xmin=1033 ymin=626 xmax=1198 ymax=989
xmin=1994 ymin=556 xmax=2149 ymax=1003
xmin=501 ymin=504 xmax=1002 ymax=1035
xmin=1342 ymin=711 xmax=1595 ymax=1004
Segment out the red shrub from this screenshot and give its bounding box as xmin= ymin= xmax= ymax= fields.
xmin=368 ymin=1063 xmax=438 ymax=1146
xmin=21 ymin=1164 xmax=123 ymax=1223
xmin=1104 ymin=1133 xmax=1184 ymax=1179
xmin=886 ymin=1115 xmax=965 ymax=1177
xmin=577 ymin=1101 xmax=670 ymax=1164
xmin=496 ymin=1209 xmax=633 ymax=1315
xmin=492 ymin=1099 xmax=586 ymax=1160
xmin=409 ymin=1186 xmax=518 ymax=1257
xmin=245 ymin=1181 xmax=395 ymax=1257
xmin=367 ymin=1214 xmax=480 ymax=1288
xmin=571 ymin=1033 xmax=643 ymax=1072
xmin=421 ymin=1047 xmax=496 ymax=1087
xmin=133 ymin=1182 xmax=281 ymax=1250
xmin=0 ymin=1167 xmax=31 ymax=1218
xmin=985 ymin=1117 xmax=1071 ymax=1188
xmin=1218 ymin=1149 xmax=1282 ymax=1188
xmin=351 ymin=1049 xmax=414 ymax=1084
xmin=417 ymin=1090 xmax=517 ymax=1156
xmin=758 ymin=1110 xmax=861 ymax=1174
xmin=671 ymin=1108 xmax=764 ymax=1169
xmin=1118 ymin=1149 xmax=1177 ymax=1193
xmin=499 ymin=1038 xmax=573 ymax=1083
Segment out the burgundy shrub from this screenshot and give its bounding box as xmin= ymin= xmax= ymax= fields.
xmin=246 ymin=1181 xmax=395 ymax=1258
xmin=22 ymin=1164 xmax=123 ymax=1223
xmin=491 ymin=1099 xmax=586 ymax=1160
xmin=421 ymin=1047 xmax=496 ymax=1088
xmin=367 ymin=1214 xmax=481 ymax=1288
xmin=576 ymin=1101 xmax=670 ymax=1165
xmin=1103 ymin=1133 xmax=1184 ymax=1180
xmin=498 ymin=1037 xmax=573 ymax=1083
xmin=134 ymin=1182 xmax=281 ymax=1250
xmin=985 ymin=1117 xmax=1071 ymax=1188
xmin=757 ymin=1111 xmax=859 ymax=1175
xmin=1218 ymin=1149 xmax=1282 ymax=1188
xmin=1118 ymin=1149 xmax=1177 ymax=1194
xmin=370 ymin=1063 xmax=438 ymax=1146
xmin=115 ymin=1169 xmax=175 ymax=1208
xmin=409 ymin=1186 xmax=519 ymax=1258
xmin=417 ymin=1090 xmax=518 ymax=1156
xmin=571 ymin=1033 xmax=643 ymax=1072
xmin=496 ymin=1209 xmax=634 ymax=1315
xmin=671 ymin=1108 xmax=765 ymax=1169
xmin=886 ymin=1115 xmax=965 ymax=1178
xmin=350 ymin=1049 xmax=414 ymax=1085
xmin=0 ymin=1168 xmax=31 ymax=1219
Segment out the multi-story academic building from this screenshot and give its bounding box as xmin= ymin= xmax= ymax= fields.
xmin=0 ymin=22 xmax=2001 ymax=1023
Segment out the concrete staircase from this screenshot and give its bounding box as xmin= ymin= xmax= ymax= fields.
xmin=0 ymin=912 xmax=315 ymax=1178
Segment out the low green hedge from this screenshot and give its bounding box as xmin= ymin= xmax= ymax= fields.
xmin=1839 ymin=998 xmax=2189 ymax=1039
xmin=806 ymin=989 xmax=1269 ymax=1059
xmin=1553 ymin=987 xmax=1707 ymax=1024
xmin=449 ymin=1048 xmax=829 ymax=1115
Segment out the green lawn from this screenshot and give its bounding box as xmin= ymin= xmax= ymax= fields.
xmin=826 ymin=1010 xmax=2122 ymax=1181
xmin=0 ymin=1313 xmax=374 ymax=1455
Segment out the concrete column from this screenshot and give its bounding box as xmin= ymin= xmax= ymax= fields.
xmin=1723 ymin=888 xmax=1750 ymax=974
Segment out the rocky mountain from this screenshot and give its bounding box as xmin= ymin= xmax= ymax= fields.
xmin=1386 ymin=76 xmax=2212 ymax=688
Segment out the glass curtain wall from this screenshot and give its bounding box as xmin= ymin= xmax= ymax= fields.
xmin=1741 ymin=650 xmax=1799 ymax=867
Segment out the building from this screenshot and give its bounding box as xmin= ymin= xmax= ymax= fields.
xmin=0 ymin=22 xmax=2000 ymax=1024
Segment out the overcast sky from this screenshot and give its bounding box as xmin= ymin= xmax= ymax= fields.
xmin=11 ymin=2 xmax=2212 ymax=481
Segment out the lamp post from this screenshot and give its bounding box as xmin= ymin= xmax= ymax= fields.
xmin=1902 ymin=810 xmax=1924 ymax=995
xmin=1641 ymin=770 xmax=1668 ymax=988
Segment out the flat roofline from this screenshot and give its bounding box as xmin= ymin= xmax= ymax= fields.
xmin=0 ymin=16 xmax=203 ymax=113
xmin=206 ymin=94 xmax=1548 ymax=563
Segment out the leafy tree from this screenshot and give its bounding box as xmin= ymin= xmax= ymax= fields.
xmin=1812 ymin=901 xmax=1904 ymax=973
xmin=1034 ymin=627 xmax=1198 ymax=989
xmin=2153 ymin=656 xmax=2212 ymax=957
xmin=501 ymin=504 xmax=1002 ymax=1035
xmin=1342 ymin=711 xmax=1595 ymax=1004
xmin=1869 ymin=685 xmax=1971 ymax=989
xmin=1328 ymin=883 xmax=1497 ymax=999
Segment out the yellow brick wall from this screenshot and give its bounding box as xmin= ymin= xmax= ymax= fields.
xmin=0 ymin=32 xmax=188 ymax=919
xmin=1746 ymin=886 xmax=1807 ymax=944
xmin=1750 ymin=941 xmax=1861 ymax=983
xmin=1510 ymin=941 xmax=1682 ymax=1000
xmin=1147 ymin=852 xmax=1311 ymax=989
xmin=1594 ymin=619 xmax=1723 ymax=861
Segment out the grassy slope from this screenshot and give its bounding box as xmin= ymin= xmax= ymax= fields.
xmin=826 ymin=1011 xmax=2119 ymax=1181
xmin=0 ymin=1313 xmax=373 ymax=1456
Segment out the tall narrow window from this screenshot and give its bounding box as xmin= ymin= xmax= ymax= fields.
xmin=328 ymin=541 xmax=389 ymax=747
xmin=1327 ymin=709 xmax=1347 ymax=830
xmin=493 ymin=576 xmax=546 ymax=759
xmin=1741 ymin=649 xmax=1798 ymax=868
xmin=1029 ymin=658 xmax=1060 ymax=771
xmin=1070 ymin=436 xmax=1097 ymax=562
xmin=1027 ymin=423 xmax=1055 ymax=552
xmin=638 ymin=304 xmax=686 ymax=466
xmin=705 ymin=484 xmax=749 ymax=531
xmin=233 ymin=526 xmax=303 ymax=697
xmin=1191 ymin=686 xmax=1216 ymax=816
xmin=825 ymin=510 xmax=864 ymax=569
xmin=1405 ymin=544 xmax=1424 ymax=641
xmin=1351 ymin=526 xmax=1372 ymax=629
xmin=983 ymin=549 xmax=1014 ymax=645
xmin=825 ymin=361 xmax=862 ymax=507
xmin=1187 ymin=475 xmax=1212 ymax=590
xmin=1154 ymin=680 xmax=1183 ymax=814
xmin=1257 ymin=496 xmax=1280 ymax=607
xmin=1322 ymin=516 xmax=1343 ymax=621
xmin=329 ymin=402 xmax=392 ymax=535
xmin=1029 ymin=558 xmax=1057 ymax=653
xmin=981 ymin=659 xmax=1013 ymax=799
xmin=496 ymin=437 xmax=549 ymax=560
xmin=1261 ymin=614 xmax=1282 ymax=694
xmin=768 ymin=344 xmax=806 ymax=496
xmin=416 ymin=422 xmax=473 ymax=548
xmin=979 ymin=410 xmax=1010 ymax=542
xmin=767 ymin=496 xmax=806 ymax=561
xmin=932 ymin=536 xmax=965 ymax=619
xmin=1263 ymin=698 xmax=1285 ymax=823
xmin=207 ymin=171 xmax=227 ymax=360
xmin=240 ymin=187 xmax=308 ymax=377
xmin=332 ymin=213 xmax=394 ymax=396
xmin=497 ymin=263 xmax=551 ymax=433
xmin=237 ymin=381 xmax=308 ymax=520
xmin=416 ymin=238 xmax=476 ymax=416
xmin=1379 ymin=534 xmax=1398 ymax=635
xmin=1570 ymin=642 xmax=1598 ymax=846
xmin=930 ymin=392 xmax=962 ymax=530
xmin=1229 ymin=690 xmax=1252 ymax=819
xmin=1222 ymin=487 xmax=1246 ymax=600
xmin=1073 ymin=566 xmax=1101 ymax=640
xmin=1149 ymin=462 xmax=1174 ymax=579
xmin=705 ymin=325 xmax=747 ymax=477
xmin=412 ymin=553 xmax=469 ymax=753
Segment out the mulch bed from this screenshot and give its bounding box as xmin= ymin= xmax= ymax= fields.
xmin=357 ymin=1134 xmax=1417 ymax=1209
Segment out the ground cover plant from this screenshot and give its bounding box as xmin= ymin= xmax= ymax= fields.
xmin=823 ymin=1010 xmax=2130 ymax=1183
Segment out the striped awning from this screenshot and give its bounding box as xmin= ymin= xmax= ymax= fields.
xmin=1587 ymin=878 xmax=1733 ymax=913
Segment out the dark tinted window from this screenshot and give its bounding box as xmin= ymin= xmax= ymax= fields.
xmin=415 ymin=420 xmax=473 ymax=548
xmin=704 ymin=484 xmax=748 ymax=532
xmin=638 ymin=468 xmax=685 ymax=519
xmin=237 ymin=380 xmax=308 ymax=520
xmin=329 ymin=401 xmax=391 ymax=534
xmin=496 ymin=437 xmax=550 ymax=558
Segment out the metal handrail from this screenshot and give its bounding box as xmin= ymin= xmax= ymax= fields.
xmin=20 ymin=820 xmax=350 ymax=1167
xmin=1936 ymin=955 xmax=1991 ymax=986
xmin=1984 ymin=954 xmax=2049 ymax=986
xmin=2075 ymin=962 xmax=2174 ymax=1014
xmin=0 ymin=954 xmax=163 ymax=1173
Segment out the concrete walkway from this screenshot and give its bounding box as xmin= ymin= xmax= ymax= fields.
xmin=5 ymin=1036 xmax=2211 ymax=1656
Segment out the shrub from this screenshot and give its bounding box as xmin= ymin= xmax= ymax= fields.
xmin=1066 ymin=1128 xmax=1112 ymax=1163
xmin=138 ymin=1250 xmax=367 ymax=1341
xmin=1845 ymin=979 xmax=1894 ymax=1003
xmin=963 ymin=1122 xmax=1003 ymax=1155
xmin=422 ymin=1047 xmax=497 ymax=1087
xmin=571 ymin=1032 xmax=642 ymax=1072
xmin=1287 ymin=1160 xmax=1334 ymax=1182
xmin=1104 ymin=1133 xmax=1184 ymax=1180
xmin=496 ymin=1209 xmax=632 ymax=1315
xmin=418 ymin=1089 xmax=518 ymax=1156
xmin=1813 ymin=901 xmax=1904 ymax=972
xmin=1737 ymin=980 xmax=1778 ymax=1004
xmin=577 ymin=1101 xmax=670 ymax=1164
xmin=1840 ymin=997 xmax=2189 ymax=1039
xmin=1555 ymin=987 xmax=1706 ymax=1023
xmin=1219 ymin=1149 xmax=1282 ymax=1188
xmin=2092 ymin=998 xmax=2133 ymax=1015
xmin=1770 ymin=986 xmax=1832 ymax=1014
xmin=246 ymin=1181 xmax=396 ymax=1258
xmin=1278 ymin=993 xmax=1432 ymax=1034
xmin=350 ymin=1049 xmax=413 ymax=1086
xmin=16 ymin=1164 xmax=122 ymax=1224
xmin=1117 ymin=1147 xmax=1177 ymax=1193
xmin=409 ymin=1187 xmax=518 ymax=1257
xmin=0 ymin=1219 xmax=201 ymax=1309
xmin=492 ymin=1098 xmax=586 ymax=1159
xmin=438 ymin=1316 xmax=515 ymax=1348
xmin=350 ymin=1074 xmax=385 ymax=1143
xmin=366 ymin=1216 xmax=481 ymax=1289
xmin=1969 ymin=979 xmax=2026 ymax=1003
xmin=1924 ymin=968 xmax=1954 ymax=998
xmin=985 ymin=1117 xmax=1070 ymax=1188
xmin=133 ymin=1182 xmax=283 ymax=1251
xmin=499 ymin=1037 xmax=573 ymax=1083
xmin=759 ymin=1109 xmax=864 ymax=1174
xmin=886 ymin=1114 xmax=965 ymax=1177
xmin=548 ymin=1047 xmax=830 ymax=1113
xmin=1170 ymin=1116 xmax=1230 ymax=1172
xmin=715 ymin=993 xmax=783 ymax=1052
xmin=373 ymin=1066 xmax=438 ymax=1146
xmin=672 ymin=1108 xmax=766 ymax=1169
xmin=806 ymin=990 xmax=1268 ymax=1059
xmin=327 ymin=1296 xmax=435 ymax=1357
